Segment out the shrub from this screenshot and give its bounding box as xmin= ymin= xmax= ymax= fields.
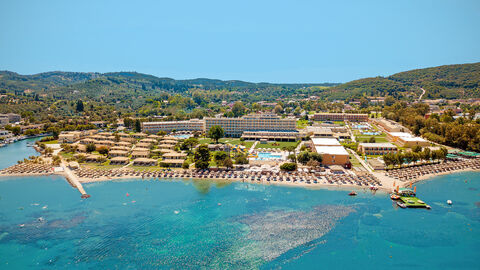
xmin=280 ymin=162 xmax=297 ymax=171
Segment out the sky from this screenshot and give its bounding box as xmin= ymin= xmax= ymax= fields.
xmin=0 ymin=0 xmax=479 ymax=83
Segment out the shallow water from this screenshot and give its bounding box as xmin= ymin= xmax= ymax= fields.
xmin=0 ymin=140 xmax=479 ymax=269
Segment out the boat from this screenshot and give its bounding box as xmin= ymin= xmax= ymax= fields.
xmin=390 ymin=194 xmax=400 ymax=200
xmin=447 ymin=200 xmax=452 ymax=205
xmin=397 ymin=201 xmax=407 ymax=208
xmin=81 ymin=194 xmax=91 ymax=199
xmin=348 ymin=191 xmax=357 ymax=196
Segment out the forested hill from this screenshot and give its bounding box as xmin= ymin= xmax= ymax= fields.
xmin=325 ymin=62 xmax=480 ymax=100
xmin=1 ymin=62 xmax=479 ymax=103
xmin=0 ymin=70 xmax=335 ymax=95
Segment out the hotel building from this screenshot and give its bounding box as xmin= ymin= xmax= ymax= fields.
xmin=310 ymin=138 xmax=350 ymax=166
xmin=386 ymin=132 xmax=430 ymax=148
xmin=142 ymin=119 xmax=205 ymax=133
xmin=357 ymin=143 xmax=398 ymax=155
xmin=370 ymin=118 xmax=406 ymax=132
xmin=205 ymin=114 xmax=296 ymax=138
xmin=313 ymin=113 xmax=368 ymax=122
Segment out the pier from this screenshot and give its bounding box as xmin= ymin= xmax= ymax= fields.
xmin=61 ymin=163 xmax=88 ymax=196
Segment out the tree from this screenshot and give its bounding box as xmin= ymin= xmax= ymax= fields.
xmin=135 ymin=119 xmax=142 ymax=133
xmin=182 ymin=160 xmax=191 ymax=169
xmin=180 ymin=137 xmax=199 ymax=151
xmin=297 ymin=151 xmax=311 ymax=165
xmin=124 ymin=118 xmax=134 ymax=128
xmin=274 ymin=104 xmax=283 ymax=114
xmin=422 ymin=147 xmax=431 ymax=163
xmin=306 ymin=159 xmax=320 ymax=169
xmin=309 ymin=152 xmax=323 ymax=163
xmin=214 ymin=151 xmax=228 ymax=167
xmin=232 ymin=101 xmax=246 ymax=117
xmin=86 ymin=143 xmax=96 ymax=153
xmin=97 ymin=146 xmax=109 ymax=155
xmin=360 ymin=97 xmax=369 ymax=108
xmin=384 ymin=96 xmax=395 ymax=106
xmin=208 ymin=125 xmax=224 ymax=143
xmin=11 ymin=126 xmax=21 ymax=136
xmin=287 ymin=153 xmax=297 ymax=163
xmin=412 ymin=145 xmax=422 ymax=153
xmin=280 ymin=162 xmax=297 ymax=171
xmin=194 ymin=144 xmax=210 ymax=169
xmin=76 ymin=100 xmax=84 ymax=112
xmin=46 ymin=127 xmax=59 ymax=139
xmin=224 ymin=158 xmax=233 ymax=169
xmin=368 ymin=136 xmax=376 ymax=143
xmin=234 ymin=153 xmax=249 ymax=165
xmin=383 ymin=152 xmax=394 ymax=168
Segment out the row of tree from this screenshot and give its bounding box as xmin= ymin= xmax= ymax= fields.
xmin=383 ymin=147 xmax=448 ymax=169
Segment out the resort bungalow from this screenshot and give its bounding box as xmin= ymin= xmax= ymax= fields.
xmin=131 ymin=133 xmax=147 ymax=139
xmin=357 ymin=143 xmax=398 ymax=155
xmin=136 ymin=142 xmax=152 ymax=149
xmin=110 ymin=146 xmax=131 ymax=152
xmin=120 ymin=137 xmax=136 ymax=143
xmin=133 ymin=158 xmax=157 ymax=166
xmin=109 ymin=150 xmax=129 ymax=157
xmin=160 ymin=151 xmax=187 ymax=167
xmin=162 ymin=151 xmax=187 ymax=160
xmin=58 ymin=131 xmax=82 ymax=143
xmin=115 ymin=141 xmax=132 ymax=148
xmin=160 ymin=139 xmax=178 ymax=145
xmin=85 ymin=154 xmax=104 ymax=162
xmin=110 ymin=156 xmax=130 ymax=165
xmin=81 ymin=138 xmax=97 ymax=145
xmin=147 ymin=134 xmax=162 ymax=140
xmin=131 ymin=150 xmax=150 ymax=158
xmin=158 ymin=143 xmax=175 ymax=150
xmin=139 ymin=138 xmax=157 ymax=145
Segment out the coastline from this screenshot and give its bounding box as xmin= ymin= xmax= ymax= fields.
xmin=405 ymin=168 xmax=480 ymax=186
xmin=3 ymin=167 xmax=479 ymax=195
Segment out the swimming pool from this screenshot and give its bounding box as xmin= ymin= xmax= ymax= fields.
xmin=172 ymin=134 xmax=191 ymax=139
xmin=361 ymin=132 xmax=380 ymax=136
xmin=255 ymin=152 xmax=283 ymax=160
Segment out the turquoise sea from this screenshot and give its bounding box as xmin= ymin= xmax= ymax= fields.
xmin=0 ymin=140 xmax=479 ymax=269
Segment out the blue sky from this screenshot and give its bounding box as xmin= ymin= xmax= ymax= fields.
xmin=0 ymin=0 xmax=479 ymax=83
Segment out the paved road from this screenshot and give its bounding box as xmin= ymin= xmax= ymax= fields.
xmin=417 ymin=87 xmax=426 ymax=102
xmin=348 ymin=149 xmax=373 ymax=173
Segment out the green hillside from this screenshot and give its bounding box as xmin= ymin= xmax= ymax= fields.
xmin=326 ymin=62 xmax=480 ymax=100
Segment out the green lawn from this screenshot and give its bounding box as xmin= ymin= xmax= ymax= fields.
xmin=355 ymin=135 xmax=389 ymax=143
xmin=255 ymin=141 xmax=299 ymax=149
xmin=198 ymin=138 xmax=213 ymax=144
xmin=43 ymin=140 xmax=58 ymax=144
xmin=348 ymin=153 xmax=362 ymax=167
xmin=219 ymin=138 xmax=254 ymax=148
xmin=354 ymin=129 xmax=389 ymax=143
xmin=198 ymin=138 xmax=254 ymax=148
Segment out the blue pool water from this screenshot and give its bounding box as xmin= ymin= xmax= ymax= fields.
xmin=256 ymin=152 xmax=283 ymax=160
xmin=0 ymin=140 xmax=479 ymax=269
xmin=172 ymin=134 xmax=191 ymax=139
xmin=362 ymin=131 xmax=380 ymax=135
